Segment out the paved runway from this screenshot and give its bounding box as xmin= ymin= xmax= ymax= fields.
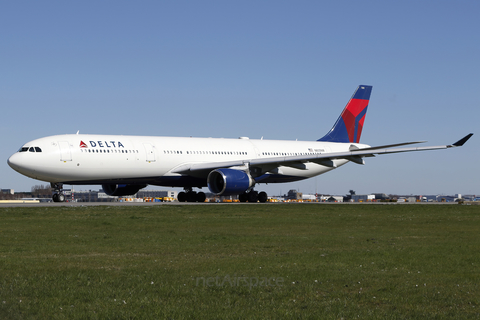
xmin=0 ymin=201 xmax=219 ymax=208
xmin=0 ymin=201 xmax=459 ymax=208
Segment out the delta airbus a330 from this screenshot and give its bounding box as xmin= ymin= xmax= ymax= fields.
xmin=8 ymin=85 xmax=472 ymax=202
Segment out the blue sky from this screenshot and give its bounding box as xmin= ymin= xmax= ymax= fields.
xmin=1 ymin=1 xmax=478 ymax=196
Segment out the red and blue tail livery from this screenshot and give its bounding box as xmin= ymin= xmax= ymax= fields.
xmin=318 ymin=85 xmax=372 ymax=143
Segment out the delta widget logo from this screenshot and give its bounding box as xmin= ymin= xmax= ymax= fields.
xmin=79 ymin=140 xmax=125 ymax=148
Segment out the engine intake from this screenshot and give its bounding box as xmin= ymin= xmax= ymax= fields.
xmin=102 ymin=184 xmax=146 ymax=197
xmin=207 ymin=168 xmax=254 ymax=196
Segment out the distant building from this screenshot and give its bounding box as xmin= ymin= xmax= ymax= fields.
xmin=327 ymin=196 xmax=343 ymax=202
xmin=74 ymin=190 xmax=104 ymax=202
xmin=1 ymin=189 xmax=14 ymax=195
xmin=286 ymin=189 xmax=302 ymax=200
xmin=372 ymin=193 xmax=389 ymax=201
xmin=352 ymin=194 xmax=375 ymax=202
xmin=137 ymin=190 xmax=178 ymax=199
xmin=406 ymin=197 xmax=417 ymax=203
xmin=302 ymin=194 xmax=317 ymax=201
xmin=70 ymin=189 xmax=179 ymax=202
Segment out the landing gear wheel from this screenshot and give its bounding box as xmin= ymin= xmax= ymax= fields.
xmin=196 ymin=192 xmax=206 ymax=203
xmin=258 ymin=191 xmax=268 ymax=203
xmin=248 ymin=191 xmax=258 ymax=203
xmin=52 ymin=193 xmax=65 ymax=202
xmin=57 ymin=193 xmax=65 ymax=202
xmin=186 ymin=191 xmax=197 ymax=202
xmin=178 ymin=192 xmax=187 ymax=202
xmin=51 ymin=183 xmax=65 ymax=203
xmin=178 ymin=190 xmax=206 ymax=202
xmin=239 ymin=193 xmax=248 ymax=202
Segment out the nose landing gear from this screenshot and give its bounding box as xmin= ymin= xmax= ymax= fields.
xmin=51 ymin=183 xmax=66 ymax=202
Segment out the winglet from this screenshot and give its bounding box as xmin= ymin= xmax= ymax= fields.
xmin=451 ymin=133 xmax=473 ymax=147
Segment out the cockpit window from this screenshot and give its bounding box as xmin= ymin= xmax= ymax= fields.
xmin=19 ymin=146 xmax=42 ymax=153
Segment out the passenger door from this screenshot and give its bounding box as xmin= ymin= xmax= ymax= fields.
xmin=143 ymin=143 xmax=156 ymax=162
xmin=58 ymin=141 xmax=72 ymax=161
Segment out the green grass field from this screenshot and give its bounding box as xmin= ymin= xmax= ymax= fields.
xmin=1 ymin=203 xmax=479 ymax=319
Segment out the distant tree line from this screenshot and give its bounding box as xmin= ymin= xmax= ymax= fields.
xmin=0 ymin=184 xmax=52 ymax=200
xmin=31 ymin=184 xmax=52 ymax=197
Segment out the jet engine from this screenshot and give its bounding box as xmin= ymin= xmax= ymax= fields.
xmin=207 ymin=168 xmax=254 ymax=196
xmin=102 ymin=184 xmax=146 ymax=197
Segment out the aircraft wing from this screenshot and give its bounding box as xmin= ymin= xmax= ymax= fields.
xmin=171 ymin=133 xmax=473 ymax=174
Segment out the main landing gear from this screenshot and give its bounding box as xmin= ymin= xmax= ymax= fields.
xmin=177 ymin=188 xmax=268 ymax=203
xmin=177 ymin=188 xmax=207 ymax=202
xmin=51 ymin=182 xmax=66 ymax=203
xmin=239 ymin=190 xmax=268 ymax=203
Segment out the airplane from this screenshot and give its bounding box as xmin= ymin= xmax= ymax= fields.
xmin=7 ymin=85 xmax=473 ymax=203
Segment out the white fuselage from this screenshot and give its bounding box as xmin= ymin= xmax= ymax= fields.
xmin=8 ymin=134 xmax=368 ymax=187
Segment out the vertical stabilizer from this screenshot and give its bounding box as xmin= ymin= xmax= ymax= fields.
xmin=318 ymin=85 xmax=372 ymax=143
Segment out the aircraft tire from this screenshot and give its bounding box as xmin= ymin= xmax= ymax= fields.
xmin=178 ymin=192 xmax=187 ymax=202
xmin=248 ymin=191 xmax=258 ymax=203
xmin=258 ymin=191 xmax=268 ymax=203
xmin=239 ymin=193 xmax=248 ymax=202
xmin=57 ymin=193 xmax=65 ymax=202
xmin=196 ymin=192 xmax=206 ymax=202
xmin=53 ymin=193 xmax=65 ymax=202
xmin=186 ymin=191 xmax=197 ymax=202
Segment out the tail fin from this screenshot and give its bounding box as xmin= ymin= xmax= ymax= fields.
xmin=318 ymin=85 xmax=372 ymax=143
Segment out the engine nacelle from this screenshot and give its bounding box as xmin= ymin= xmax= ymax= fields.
xmin=207 ymin=168 xmax=254 ymax=196
xmin=102 ymin=184 xmax=146 ymax=197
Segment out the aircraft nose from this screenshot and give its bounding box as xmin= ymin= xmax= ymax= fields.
xmin=8 ymin=153 xmax=19 ymax=170
xmin=7 ymin=152 xmax=28 ymax=173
